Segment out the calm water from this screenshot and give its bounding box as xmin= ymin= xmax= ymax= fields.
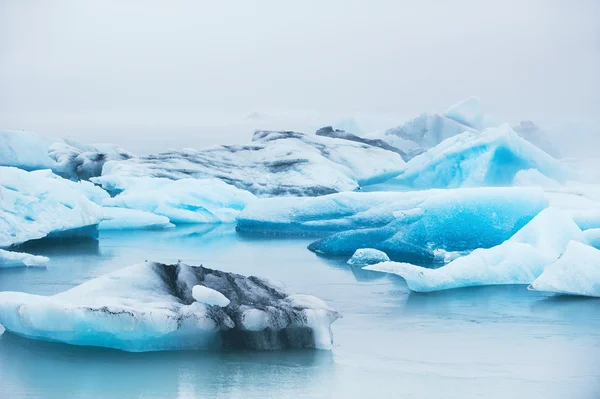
xmin=0 ymin=225 xmax=599 ymax=398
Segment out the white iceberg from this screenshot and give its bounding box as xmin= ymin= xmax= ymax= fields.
xmin=97 ymin=177 xmax=257 ymax=224
xmin=528 ymin=241 xmax=600 ymax=297
xmin=94 ymin=130 xmax=406 ymax=197
xmin=0 ymin=167 xmax=103 ymax=247
xmin=364 ymin=208 xmax=584 ymax=292
xmin=444 ymin=96 xmax=484 ymax=130
xmin=0 ymin=261 xmax=341 ymax=351
xmin=98 ymin=207 xmax=174 ymax=230
xmin=0 ymin=249 xmax=48 ymax=268
xmin=347 ymin=248 xmax=390 ymax=266
xmin=0 ymin=130 xmax=135 ymax=180
xmin=394 ymin=124 xmax=567 ymax=189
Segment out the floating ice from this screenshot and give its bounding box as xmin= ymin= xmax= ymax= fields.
xmin=0 ymin=130 xmax=135 ymax=180
xmin=0 ymin=261 xmax=341 ymax=351
xmin=347 ymin=248 xmax=390 ymax=266
xmin=99 ymin=207 xmax=174 ymax=230
xmin=97 ymin=177 xmax=256 ymax=224
xmin=394 ymin=124 xmax=567 ymax=189
xmin=365 ymin=208 xmax=584 ymax=292
xmin=94 ymin=130 xmax=405 ymax=197
xmin=0 ymin=167 xmax=103 ymax=247
xmin=529 ymin=241 xmax=600 ymax=297
xmin=0 ymin=249 xmax=48 ymax=268
xmin=444 ymin=96 xmax=484 ymax=130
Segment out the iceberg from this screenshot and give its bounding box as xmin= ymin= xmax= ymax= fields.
xmin=0 ymin=167 xmax=103 ymax=247
xmin=99 ymin=207 xmax=174 ymax=230
xmin=0 ymin=130 xmax=135 ymax=180
xmin=443 ymin=96 xmax=485 ymax=130
xmin=347 ymin=248 xmax=390 ymax=266
xmin=0 ymin=249 xmax=48 ymax=268
xmin=584 ymin=229 xmax=600 ymax=249
xmin=94 ymin=130 xmax=406 ymax=197
xmin=97 ymin=177 xmax=256 ymax=224
xmin=364 ymin=208 xmax=584 ymax=292
xmin=393 ymin=124 xmax=567 ymax=189
xmin=315 ymin=126 xmax=407 ymax=158
xmin=0 ymin=261 xmax=341 ymax=351
xmin=528 ymin=241 xmax=600 ymax=297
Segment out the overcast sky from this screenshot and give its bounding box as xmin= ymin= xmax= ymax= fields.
xmin=1 ymin=1 xmax=598 ymax=151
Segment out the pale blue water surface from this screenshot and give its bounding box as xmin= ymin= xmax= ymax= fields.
xmin=0 ymin=225 xmax=599 ymax=398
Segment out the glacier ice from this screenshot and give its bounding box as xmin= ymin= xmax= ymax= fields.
xmin=584 ymin=229 xmax=600 ymax=249
xmin=0 ymin=249 xmax=48 ymax=268
xmin=0 ymin=130 xmax=135 ymax=180
xmin=94 ymin=130 xmax=406 ymax=197
xmin=306 ymin=187 xmax=548 ymax=261
xmin=393 ymin=124 xmax=567 ymax=189
xmin=528 ymin=241 xmax=600 ymax=297
xmin=364 ymin=208 xmax=584 ymax=292
xmin=443 ymin=96 xmax=484 ymax=130
xmin=0 ymin=167 xmax=103 ymax=247
xmin=96 ymin=177 xmax=256 ymax=224
xmin=315 ymin=126 xmax=407 ymax=158
xmin=512 ymin=120 xmax=560 ymax=158
xmin=347 ymin=248 xmax=390 ymax=266
xmin=99 ymin=207 xmax=174 ymax=230
xmin=192 ymin=285 xmax=231 ymax=307
xmin=0 ymin=261 xmax=341 ymax=351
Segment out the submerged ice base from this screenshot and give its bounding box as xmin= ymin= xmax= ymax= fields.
xmin=0 ymin=262 xmax=340 ymax=352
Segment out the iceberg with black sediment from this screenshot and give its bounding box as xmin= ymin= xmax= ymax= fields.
xmin=0 ymin=167 xmax=103 ymax=247
xmin=0 ymin=249 xmax=48 ymax=268
xmin=528 ymin=241 xmax=600 ymax=297
xmin=347 ymin=248 xmax=390 ymax=266
xmin=94 ymin=130 xmax=406 ymax=197
xmin=364 ymin=208 xmax=584 ymax=292
xmin=95 ymin=177 xmax=257 ymax=224
xmin=0 ymin=130 xmax=135 ymax=180
xmin=0 ymin=261 xmax=341 ymax=351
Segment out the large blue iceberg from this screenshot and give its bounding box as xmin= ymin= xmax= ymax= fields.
xmin=0 ymin=261 xmax=341 ymax=351
xmin=364 ymin=208 xmax=585 ymax=292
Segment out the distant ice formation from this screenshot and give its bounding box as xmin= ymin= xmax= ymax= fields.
xmin=347 ymin=248 xmax=390 ymax=266
xmin=0 ymin=249 xmax=48 ymax=268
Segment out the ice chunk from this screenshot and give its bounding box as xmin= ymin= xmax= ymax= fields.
xmin=365 ymin=208 xmax=584 ymax=292
xmin=444 ymin=96 xmax=484 ymax=130
xmin=0 ymin=130 xmax=135 ymax=180
xmin=307 ymin=187 xmax=549 ymax=261
xmin=99 ymin=207 xmax=174 ymax=230
xmin=0 ymin=262 xmax=340 ymax=351
xmin=315 ymin=126 xmax=407 ymax=158
xmin=0 ymin=249 xmax=48 ymax=268
xmin=347 ymin=248 xmax=390 ymax=265
xmin=529 ymin=241 xmax=600 ymax=297
xmin=94 ymin=130 xmax=406 ymax=197
xmin=584 ymin=229 xmax=600 ymax=249
xmin=97 ymin=177 xmax=256 ymax=224
xmin=512 ymin=120 xmax=560 ymax=158
xmin=0 ymin=167 xmax=103 ymax=247
xmin=513 ymin=169 xmax=561 ymax=188
xmin=192 ymin=285 xmax=230 ymax=307
xmin=394 ymin=124 xmax=567 ymax=189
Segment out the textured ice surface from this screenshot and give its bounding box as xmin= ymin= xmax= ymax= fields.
xmin=444 ymin=96 xmax=484 ymax=130
xmin=99 ymin=207 xmax=174 ymax=230
xmin=96 ymin=177 xmax=256 ymax=223
xmin=0 ymin=249 xmax=48 ymax=268
xmin=529 ymin=241 xmax=600 ymax=297
xmin=315 ymin=126 xmax=407 ymax=158
xmin=0 ymin=167 xmax=103 ymax=247
xmin=584 ymin=229 xmax=600 ymax=249
xmin=0 ymin=130 xmax=135 ymax=180
xmin=394 ymin=124 xmax=566 ymax=189
xmin=365 ymin=208 xmax=584 ymax=292
xmin=192 ymin=285 xmax=231 ymax=307
xmin=347 ymin=248 xmax=390 ymax=266
xmin=0 ymin=261 xmax=340 ymax=351
xmin=94 ymin=130 xmax=405 ymax=197
xmin=307 ymin=188 xmax=548 ymax=261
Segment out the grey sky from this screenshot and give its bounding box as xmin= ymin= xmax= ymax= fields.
xmin=1 ymin=1 xmax=598 ymax=152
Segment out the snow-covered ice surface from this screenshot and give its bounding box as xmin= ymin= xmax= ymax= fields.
xmin=347 ymin=248 xmax=390 ymax=266
xmin=0 ymin=167 xmax=103 ymax=247
xmin=0 ymin=130 xmax=135 ymax=180
xmin=0 ymin=249 xmax=48 ymax=268
xmin=529 ymin=241 xmax=600 ymax=297
xmin=443 ymin=96 xmax=485 ymax=130
xmin=97 ymin=177 xmax=257 ymax=223
xmin=99 ymin=208 xmax=174 ymax=230
xmin=0 ymin=226 xmax=597 ymax=399
xmin=94 ymin=130 xmax=406 ymax=197
xmin=364 ymin=208 xmax=584 ymax=292
xmin=0 ymin=261 xmax=340 ymax=351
